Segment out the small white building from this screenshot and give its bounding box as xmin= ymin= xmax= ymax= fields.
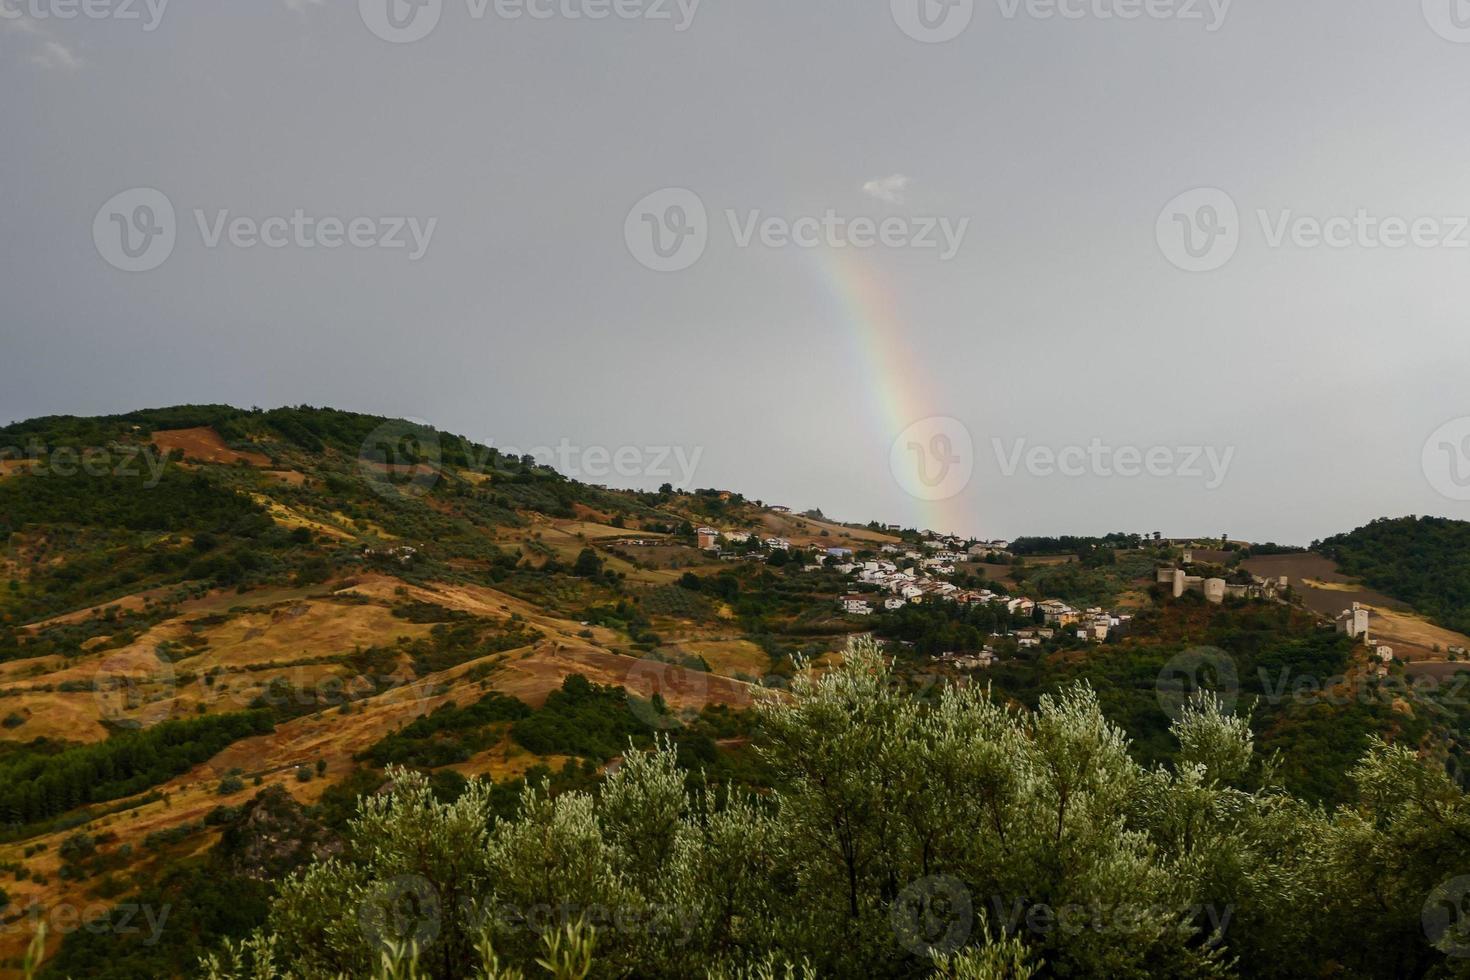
xmin=1337 ymin=603 xmax=1371 ymax=641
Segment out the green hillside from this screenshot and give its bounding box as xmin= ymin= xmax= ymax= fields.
xmin=1317 ymin=516 xmax=1470 ymax=634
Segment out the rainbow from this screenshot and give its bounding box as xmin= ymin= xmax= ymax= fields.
xmin=808 ymin=247 xmax=975 ymax=537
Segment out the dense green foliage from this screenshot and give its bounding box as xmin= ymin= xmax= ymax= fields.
xmin=7 ymin=407 xmax=1469 ymax=978
xmin=0 ymin=469 xmax=264 ymax=535
xmin=1010 ymin=551 xmax=1158 ymax=607
xmin=363 ymin=692 xmax=532 ymax=768
xmin=1007 ymin=533 xmax=1145 ymax=556
xmin=199 ymin=639 xmax=1470 ymax=980
xmin=41 ymin=863 xmax=272 ymax=980
xmin=875 ymin=601 xmax=1034 ymax=655
xmin=0 ymin=712 xmax=273 ymax=826
xmin=510 ymin=675 xmax=656 ymax=760
xmin=1318 ymin=516 xmax=1470 ymax=634
xmin=975 ymin=598 xmax=1463 ymax=804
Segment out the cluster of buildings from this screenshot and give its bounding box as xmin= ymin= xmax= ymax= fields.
xmin=837 ymin=544 xmax=987 ymax=613
xmin=936 ymin=650 xmax=999 ymax=670
xmin=1032 ymin=601 xmax=1132 ymax=643
xmin=361 ymin=544 xmax=418 ymax=566
xmin=1155 ymin=565 xmax=1288 ymax=604
xmin=696 ymin=527 xmax=791 ymax=556
xmin=837 ymin=539 xmax=1130 ymax=648
xmin=1335 ymin=602 xmax=1397 ymax=675
xmin=1158 ymin=557 xmax=1400 ymax=677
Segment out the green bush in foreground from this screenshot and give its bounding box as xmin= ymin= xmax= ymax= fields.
xmin=201 ymin=638 xmax=1470 ymax=979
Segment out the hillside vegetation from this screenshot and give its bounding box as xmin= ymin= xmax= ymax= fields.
xmin=1317 ymin=516 xmax=1470 ymax=634
xmin=0 ymin=407 xmax=1467 ymax=978
xmin=201 ymin=640 xmax=1470 ymax=980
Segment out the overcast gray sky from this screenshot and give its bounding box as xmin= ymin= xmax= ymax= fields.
xmin=4 ymin=0 xmax=1470 ymax=543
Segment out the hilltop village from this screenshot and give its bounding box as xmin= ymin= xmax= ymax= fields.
xmin=688 ymin=524 xmax=1139 ymax=670
xmin=678 ymin=524 xmax=1424 ymax=677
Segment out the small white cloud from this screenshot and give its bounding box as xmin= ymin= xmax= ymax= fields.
xmin=862 ymin=174 xmax=911 ymax=205
xmin=4 ymin=13 xmax=82 ymax=70
xmin=30 ymin=39 xmax=82 ymax=71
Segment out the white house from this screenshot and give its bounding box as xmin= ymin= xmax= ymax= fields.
xmin=842 ymin=595 xmax=873 ymax=616
xmin=1337 ymin=603 xmax=1371 ymax=641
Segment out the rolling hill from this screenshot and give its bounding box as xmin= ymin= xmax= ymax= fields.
xmin=1 ymin=406 xmax=1468 ymax=977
